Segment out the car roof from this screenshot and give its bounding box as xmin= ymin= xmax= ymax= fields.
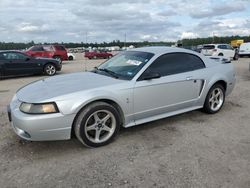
xmin=130 ymin=46 xmax=200 ymax=56
xmin=0 ymin=50 xmax=24 ymax=53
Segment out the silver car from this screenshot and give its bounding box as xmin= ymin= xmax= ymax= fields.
xmin=8 ymin=47 xmax=236 ymax=147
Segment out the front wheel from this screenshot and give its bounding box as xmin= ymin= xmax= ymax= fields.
xmin=74 ymin=102 xmax=121 ymax=147
xmin=44 ymin=64 xmax=56 ymax=76
xmin=203 ymin=84 xmax=225 ymax=114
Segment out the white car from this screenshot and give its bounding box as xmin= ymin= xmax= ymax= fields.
xmin=201 ymin=44 xmax=237 ymax=60
xmin=67 ymin=53 xmax=75 ymax=61
xmin=239 ymin=42 xmax=250 ymax=57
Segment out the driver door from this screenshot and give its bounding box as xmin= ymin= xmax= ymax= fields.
xmin=3 ymin=52 xmax=39 ymax=76
xmin=133 ymin=53 xmax=206 ymax=123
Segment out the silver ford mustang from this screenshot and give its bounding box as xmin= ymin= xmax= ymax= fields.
xmin=8 ymin=47 xmax=235 ymax=147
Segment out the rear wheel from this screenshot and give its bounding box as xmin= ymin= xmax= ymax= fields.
xmin=74 ymin=102 xmax=121 ymax=147
xmin=203 ymin=84 xmax=225 ymax=114
xmin=44 ymin=64 xmax=56 ymax=76
xmin=68 ymin=56 xmax=73 ymax=61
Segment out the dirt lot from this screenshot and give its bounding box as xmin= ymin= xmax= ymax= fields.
xmin=0 ymin=54 xmax=250 ymax=188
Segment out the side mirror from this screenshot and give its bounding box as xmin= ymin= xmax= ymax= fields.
xmin=140 ymin=72 xmax=161 ymax=81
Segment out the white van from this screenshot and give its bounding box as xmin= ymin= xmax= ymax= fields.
xmin=239 ymin=42 xmax=250 ymax=57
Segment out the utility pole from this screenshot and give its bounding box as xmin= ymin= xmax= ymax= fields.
xmin=84 ymin=31 xmax=88 ymax=72
xmin=124 ymin=33 xmax=126 ymax=49
xmin=85 ymin=31 xmax=88 ymax=46
xmin=212 ymin=32 xmax=215 ymax=43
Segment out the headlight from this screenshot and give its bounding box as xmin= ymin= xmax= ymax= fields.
xmin=19 ymin=102 xmax=59 ymax=114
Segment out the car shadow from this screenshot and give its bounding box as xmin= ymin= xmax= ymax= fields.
xmin=1 ymin=109 xmax=210 ymax=161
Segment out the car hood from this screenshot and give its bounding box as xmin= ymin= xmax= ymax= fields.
xmin=16 ymin=72 xmax=125 ymax=103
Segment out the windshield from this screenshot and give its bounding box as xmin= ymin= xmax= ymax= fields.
xmin=96 ymin=51 xmax=154 ymax=80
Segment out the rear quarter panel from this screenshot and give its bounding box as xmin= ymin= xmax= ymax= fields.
xmin=195 ymin=60 xmax=235 ymax=106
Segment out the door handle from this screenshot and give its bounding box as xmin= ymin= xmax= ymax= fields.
xmin=186 ymin=76 xmax=193 ymax=80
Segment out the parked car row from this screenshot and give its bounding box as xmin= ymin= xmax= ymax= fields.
xmin=196 ymin=42 xmax=250 ymax=60
xmin=25 ymin=44 xmax=115 ymax=61
xmin=84 ymin=50 xmax=113 ymax=59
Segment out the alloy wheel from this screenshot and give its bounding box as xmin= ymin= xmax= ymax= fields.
xmin=46 ymin=65 xmax=56 ymax=75
xmin=84 ymin=110 xmax=116 ymax=144
xmin=209 ymin=87 xmax=224 ymax=111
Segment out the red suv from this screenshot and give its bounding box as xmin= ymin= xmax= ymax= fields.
xmin=84 ymin=50 xmax=113 ymax=59
xmin=25 ymin=45 xmax=68 ymax=62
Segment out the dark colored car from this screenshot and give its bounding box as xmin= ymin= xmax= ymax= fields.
xmin=0 ymin=51 xmax=62 ymax=78
xmin=25 ymin=45 xmax=68 ymax=63
xmin=84 ymin=50 xmax=113 ymax=59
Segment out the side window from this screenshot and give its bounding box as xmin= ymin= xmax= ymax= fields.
xmin=3 ymin=52 xmax=27 ymax=60
xmin=30 ymin=46 xmax=44 ymax=51
xmin=143 ymin=53 xmax=205 ymax=77
xmin=43 ymin=46 xmax=54 ymax=51
xmin=218 ymin=45 xmax=227 ymax=49
xmin=54 ymin=45 xmax=66 ymax=51
xmin=0 ymin=53 xmax=5 ymax=60
xmin=226 ymin=45 xmax=233 ymax=50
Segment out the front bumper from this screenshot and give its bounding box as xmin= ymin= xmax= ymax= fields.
xmin=57 ymin=63 xmax=62 ymax=71
xmin=8 ymin=98 xmax=75 ymax=141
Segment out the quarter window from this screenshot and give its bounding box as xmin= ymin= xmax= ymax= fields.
xmin=142 ymin=53 xmax=205 ymax=77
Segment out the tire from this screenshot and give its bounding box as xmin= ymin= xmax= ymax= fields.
xmin=74 ymin=102 xmax=121 ymax=147
xmin=68 ymin=56 xmax=73 ymax=61
xmin=44 ymin=63 xmax=57 ymax=76
xmin=53 ymin=56 xmax=62 ymax=63
xmin=233 ymin=53 xmax=239 ymax=60
xmin=218 ymin=53 xmax=223 ymax=56
xmin=203 ymin=84 xmax=225 ymax=114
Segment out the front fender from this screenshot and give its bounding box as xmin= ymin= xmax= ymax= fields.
xmin=56 ymin=89 xmax=130 ymax=117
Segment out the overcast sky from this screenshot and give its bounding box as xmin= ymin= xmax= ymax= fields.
xmin=0 ymin=0 xmax=249 ymax=43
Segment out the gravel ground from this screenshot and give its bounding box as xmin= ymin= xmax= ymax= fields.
xmin=0 ymin=54 xmax=250 ymax=188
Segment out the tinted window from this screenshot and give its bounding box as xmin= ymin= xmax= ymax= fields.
xmin=0 ymin=53 xmax=5 ymax=60
xmin=218 ymin=45 xmax=227 ymax=49
xmin=226 ymin=45 xmax=233 ymax=50
xmin=54 ymin=45 xmax=66 ymax=51
xmin=203 ymin=45 xmax=215 ymax=49
xmin=29 ymin=46 xmax=44 ymax=51
xmin=2 ymin=52 xmax=27 ymax=60
xmin=143 ymin=53 xmax=205 ymax=77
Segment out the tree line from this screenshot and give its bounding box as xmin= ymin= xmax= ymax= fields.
xmin=179 ymin=35 xmax=250 ymax=47
xmin=0 ymin=35 xmax=250 ymax=50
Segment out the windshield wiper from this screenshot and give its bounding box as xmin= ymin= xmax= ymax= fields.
xmin=95 ymin=67 xmax=119 ymax=79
